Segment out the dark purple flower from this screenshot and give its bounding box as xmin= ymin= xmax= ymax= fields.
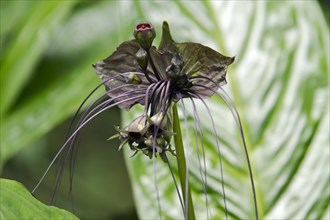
xmin=93 ymin=21 xmax=235 ymax=159
xmin=33 ymin=21 xmax=258 ymax=220
xmin=93 ymin=21 xmax=234 ymax=112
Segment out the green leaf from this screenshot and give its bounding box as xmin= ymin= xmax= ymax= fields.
xmin=0 ymin=1 xmax=135 ymax=168
xmin=122 ymin=1 xmax=329 ymax=219
xmin=0 ymin=178 xmax=78 ymax=219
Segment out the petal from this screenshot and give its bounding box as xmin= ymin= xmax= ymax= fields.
xmin=177 ymin=42 xmax=234 ymax=79
xmin=148 ymin=47 xmax=173 ymax=80
xmin=158 ymin=22 xmax=234 ymax=98
xmin=158 ymin=21 xmax=175 ymax=50
xmin=93 ymin=40 xmax=150 ymax=109
xmin=176 ymin=42 xmax=234 ymax=98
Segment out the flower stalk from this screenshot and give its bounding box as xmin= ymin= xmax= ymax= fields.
xmin=172 ymin=103 xmax=195 ymax=220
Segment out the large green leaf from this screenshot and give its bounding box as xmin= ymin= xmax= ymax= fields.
xmin=122 ymin=1 xmax=329 ymax=219
xmin=0 ymin=178 xmax=78 ymax=219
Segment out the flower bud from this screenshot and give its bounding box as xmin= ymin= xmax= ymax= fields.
xmin=112 ymin=112 xmax=174 ymax=162
xmin=127 ymin=116 xmax=148 ymax=135
xmin=135 ymin=48 xmax=148 ymax=70
xmin=150 ymin=112 xmax=167 ymax=128
xmin=134 ymin=22 xmax=156 ymax=50
xmin=126 ymin=72 xmax=142 ymax=84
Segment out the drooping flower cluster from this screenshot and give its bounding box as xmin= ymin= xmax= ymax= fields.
xmin=93 ymin=21 xmax=234 ymax=161
xmin=110 ymin=112 xmax=175 ymax=161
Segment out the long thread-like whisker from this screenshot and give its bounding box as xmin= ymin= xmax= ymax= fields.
xmin=187 ymin=90 xmax=228 ymax=220
xmin=66 ymin=73 xmax=147 ymax=140
xmin=31 ymin=94 xmax=145 ymax=194
xmin=188 ymin=97 xmax=210 ymax=219
xmin=68 ymin=85 xmax=147 ymax=158
xmin=151 ymin=83 xmax=164 ymax=219
xmin=147 ymin=80 xmax=187 ymax=219
xmin=192 ymin=82 xmax=258 ymax=220
xmin=50 ymin=85 xmax=146 ymax=203
xmin=52 ymin=93 xmax=110 ymax=203
xmin=144 ymin=81 xmax=162 ymax=115
xmin=149 ymin=80 xmax=178 ymax=219
xmin=164 ymin=153 xmax=185 ymax=216
xmin=150 ymin=82 xmax=166 ymax=116
xmin=39 ymin=73 xmax=147 ymax=199
xmin=150 ymin=81 xmax=187 ymax=218
xmin=218 ymin=88 xmax=259 ymax=220
xmin=68 ymin=86 xmax=147 ymax=172
xmin=67 ymin=94 xmax=108 ymax=195
xmin=192 ymin=82 xmax=241 ymax=127
xmin=50 ymin=80 xmax=112 ymax=204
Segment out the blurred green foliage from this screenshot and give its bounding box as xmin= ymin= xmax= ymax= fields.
xmin=1 ymin=1 xmax=137 ymax=219
xmin=0 ymin=1 xmax=329 ymax=220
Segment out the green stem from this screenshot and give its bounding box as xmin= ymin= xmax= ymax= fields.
xmin=172 ymin=103 xmax=195 ymax=220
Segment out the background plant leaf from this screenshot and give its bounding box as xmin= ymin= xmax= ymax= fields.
xmin=0 ymin=178 xmax=78 ymax=219
xmin=123 ymin=1 xmax=329 ymax=219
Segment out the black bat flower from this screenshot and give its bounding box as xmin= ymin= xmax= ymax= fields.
xmin=93 ymin=22 xmax=234 ymax=162
xmin=33 ymin=21 xmax=258 ymax=220
xmin=93 ymin=21 xmax=234 ymax=111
